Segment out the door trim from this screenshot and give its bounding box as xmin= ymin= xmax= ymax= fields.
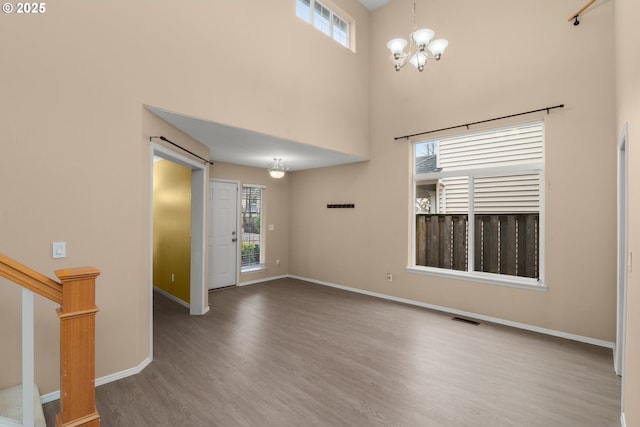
xmin=150 ymin=143 xmax=209 ymax=359
xmin=210 ymin=179 xmax=241 ymax=290
xmin=616 ymin=122 xmax=629 ymax=381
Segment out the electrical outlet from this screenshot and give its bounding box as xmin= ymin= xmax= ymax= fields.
xmin=386 ymin=273 xmax=392 ymax=282
xmin=171 ymin=273 xmax=175 ymax=282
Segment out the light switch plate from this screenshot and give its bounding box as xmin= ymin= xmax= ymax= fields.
xmin=52 ymin=242 xmax=66 ymax=259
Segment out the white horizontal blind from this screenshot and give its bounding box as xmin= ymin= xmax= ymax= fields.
xmin=241 ymin=186 xmax=262 ymax=267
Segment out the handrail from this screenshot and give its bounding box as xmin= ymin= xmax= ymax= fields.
xmin=0 ymin=253 xmax=63 ymax=304
xmin=0 ymin=253 xmax=100 ymax=427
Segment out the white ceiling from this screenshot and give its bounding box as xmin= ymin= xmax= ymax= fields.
xmin=358 ymin=0 xmax=391 ymax=11
xmin=146 ymin=106 xmax=368 ymax=172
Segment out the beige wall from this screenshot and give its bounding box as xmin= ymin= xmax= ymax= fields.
xmin=0 ymin=0 xmax=629 ymax=414
xmin=291 ymin=0 xmax=618 ymax=342
xmin=153 ymin=160 xmax=192 ymax=303
xmin=0 ymin=0 xmax=368 ymax=394
xmin=615 ymin=0 xmax=640 ymax=424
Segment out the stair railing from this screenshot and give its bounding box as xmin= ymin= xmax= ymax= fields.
xmin=0 ymin=253 xmax=100 ymax=427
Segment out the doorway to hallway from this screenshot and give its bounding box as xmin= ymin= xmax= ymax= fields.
xmin=151 ymin=143 xmax=208 ymax=316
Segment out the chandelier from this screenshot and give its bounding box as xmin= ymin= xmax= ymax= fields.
xmin=268 ymin=158 xmax=287 ymax=179
xmin=386 ymin=0 xmax=448 ymax=72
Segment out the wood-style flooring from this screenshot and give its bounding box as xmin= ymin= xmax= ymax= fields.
xmin=43 ymin=278 xmax=621 ymax=426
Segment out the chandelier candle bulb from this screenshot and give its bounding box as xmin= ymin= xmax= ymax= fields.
xmin=411 ymin=28 xmax=434 ymax=48
xmin=428 ymin=39 xmax=449 ymax=58
xmin=387 ymin=38 xmax=408 ymax=56
xmin=409 ymin=52 xmax=428 ymax=71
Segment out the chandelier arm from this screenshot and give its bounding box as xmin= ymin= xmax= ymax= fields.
xmin=398 ymin=51 xmax=440 ymax=65
xmin=394 ymin=56 xmax=410 ymax=70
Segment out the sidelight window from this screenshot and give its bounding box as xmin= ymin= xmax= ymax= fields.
xmin=241 ymin=186 xmax=264 ymax=270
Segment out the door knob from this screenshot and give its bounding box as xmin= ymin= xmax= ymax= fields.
xmin=232 ymin=238 xmax=237 ymax=242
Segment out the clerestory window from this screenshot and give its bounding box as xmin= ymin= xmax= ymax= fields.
xmin=296 ymin=0 xmax=352 ymax=50
xmin=410 ymin=121 xmax=545 ymax=289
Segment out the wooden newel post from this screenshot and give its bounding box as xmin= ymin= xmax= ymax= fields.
xmin=54 ymin=267 xmax=101 ymax=427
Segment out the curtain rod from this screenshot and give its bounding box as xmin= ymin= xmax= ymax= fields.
xmin=394 ymin=104 xmax=565 ymax=141
xmin=568 ymin=0 xmax=596 ymax=24
xmin=150 ymin=136 xmax=214 ymax=165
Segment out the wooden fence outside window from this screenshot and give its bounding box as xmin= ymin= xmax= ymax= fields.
xmin=416 ymin=213 xmax=539 ymax=279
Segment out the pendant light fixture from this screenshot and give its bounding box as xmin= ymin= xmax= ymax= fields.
xmin=268 ymin=158 xmax=287 ymax=179
xmin=387 ymin=0 xmax=448 ymax=72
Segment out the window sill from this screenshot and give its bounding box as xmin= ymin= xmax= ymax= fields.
xmin=241 ymin=265 xmax=266 ymax=274
xmin=406 ymin=266 xmax=547 ymax=292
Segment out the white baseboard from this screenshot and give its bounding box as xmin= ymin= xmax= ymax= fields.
xmin=39 ymin=357 xmax=152 ymax=404
xmin=37 ymin=278 xmax=282 ymax=406
xmin=239 ymin=274 xmax=288 ymax=287
xmin=289 ymin=275 xmax=615 ymax=349
xmin=153 ymin=287 xmax=189 ymax=309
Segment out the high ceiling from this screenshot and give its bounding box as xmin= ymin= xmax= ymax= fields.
xmin=147 ymin=1 xmax=389 ymax=172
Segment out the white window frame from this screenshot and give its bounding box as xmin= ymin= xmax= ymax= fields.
xmin=408 ymin=122 xmax=547 ymax=291
xmin=241 ymin=184 xmax=265 ymax=273
xmin=296 ymin=0 xmax=353 ymax=50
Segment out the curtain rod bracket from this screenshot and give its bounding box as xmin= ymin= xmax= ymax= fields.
xmin=568 ymin=0 xmax=595 ymax=26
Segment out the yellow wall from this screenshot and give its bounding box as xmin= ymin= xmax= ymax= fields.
xmin=153 ymin=160 xmax=192 ymax=303
xmin=615 ymin=0 xmax=640 ymax=424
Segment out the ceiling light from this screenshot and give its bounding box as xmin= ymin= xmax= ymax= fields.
xmin=268 ymin=158 xmax=287 ymax=179
xmin=387 ymin=0 xmax=448 ymax=72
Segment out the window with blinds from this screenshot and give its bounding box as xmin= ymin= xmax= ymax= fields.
xmin=412 ymin=121 xmax=544 ymax=287
xmin=241 ymin=186 xmax=263 ymax=269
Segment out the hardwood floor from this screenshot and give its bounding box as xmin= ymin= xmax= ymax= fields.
xmin=43 ymin=278 xmax=621 ymax=426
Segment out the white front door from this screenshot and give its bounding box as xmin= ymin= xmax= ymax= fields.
xmin=209 ymin=181 xmax=238 ymax=289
